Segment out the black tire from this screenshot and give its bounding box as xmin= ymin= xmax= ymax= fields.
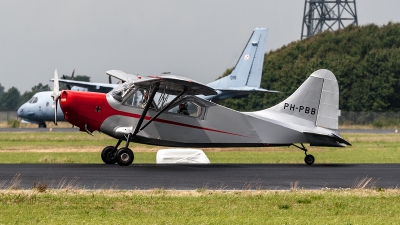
xmin=38 ymin=122 xmax=47 ymax=128
xmin=304 ymin=154 xmax=315 ymax=165
xmin=101 ymin=146 xmax=117 ymax=164
xmin=116 ymin=147 xmax=134 ymax=166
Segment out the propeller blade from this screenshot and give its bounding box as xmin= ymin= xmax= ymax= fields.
xmin=52 ymin=69 xmax=60 ymax=125
xmin=54 ymin=98 xmax=58 ymax=125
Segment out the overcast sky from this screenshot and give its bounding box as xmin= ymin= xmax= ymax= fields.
xmin=1 ymin=0 xmax=400 ymax=93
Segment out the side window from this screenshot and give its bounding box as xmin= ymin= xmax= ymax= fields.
xmin=168 ymin=101 xmax=201 ymax=118
xmin=123 ymin=88 xmax=155 ymax=109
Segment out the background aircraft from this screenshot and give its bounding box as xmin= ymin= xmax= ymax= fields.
xmin=53 ymin=69 xmax=350 ymax=166
xmin=18 ymin=28 xmax=275 ymax=127
xmin=17 ymin=91 xmax=64 ymax=127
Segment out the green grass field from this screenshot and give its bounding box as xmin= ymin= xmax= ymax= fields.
xmin=0 ymin=132 xmax=399 ymax=164
xmin=0 ymin=189 xmax=399 ymax=224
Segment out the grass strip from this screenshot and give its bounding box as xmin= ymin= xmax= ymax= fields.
xmin=0 ymin=132 xmax=399 ymax=163
xmin=0 ymin=189 xmax=399 ymax=224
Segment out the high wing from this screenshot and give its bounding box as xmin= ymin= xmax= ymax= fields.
xmin=131 ymin=75 xmax=217 ymax=96
xmin=106 ymin=70 xmax=142 ymax=82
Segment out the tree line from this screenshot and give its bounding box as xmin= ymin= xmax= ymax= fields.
xmin=0 ymin=75 xmax=90 ymax=111
xmin=220 ymin=22 xmax=400 ymax=112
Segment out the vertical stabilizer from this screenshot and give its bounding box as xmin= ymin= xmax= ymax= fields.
xmin=266 ymin=69 xmax=340 ymax=130
xmin=207 ymin=28 xmax=268 ymax=89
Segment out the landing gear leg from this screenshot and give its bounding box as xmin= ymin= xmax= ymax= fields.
xmin=293 ymin=143 xmax=315 ymax=165
xmin=115 ymin=135 xmax=135 ymax=166
xmin=114 ymin=83 xmax=160 ymax=167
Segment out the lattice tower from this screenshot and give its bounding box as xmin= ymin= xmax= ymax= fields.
xmin=301 ymin=0 xmax=358 ymax=39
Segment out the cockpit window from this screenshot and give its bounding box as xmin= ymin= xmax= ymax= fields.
xmin=112 ymin=83 xmax=206 ymax=117
xmin=123 ymin=87 xmax=156 ymax=109
xmin=28 ymin=97 xmax=38 ymax=104
xmin=111 ymin=81 xmax=135 ymax=102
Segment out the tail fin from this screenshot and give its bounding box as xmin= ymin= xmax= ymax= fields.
xmin=207 ymin=28 xmax=268 ymax=90
xmin=266 ymin=69 xmax=340 ymax=130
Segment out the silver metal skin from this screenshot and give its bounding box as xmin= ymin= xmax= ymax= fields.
xmin=97 ymin=69 xmax=349 ymax=148
xmin=57 ymin=69 xmax=350 ymax=166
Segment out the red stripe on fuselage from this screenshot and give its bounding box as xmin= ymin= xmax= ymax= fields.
xmin=103 ymin=103 xmax=247 ymax=138
xmin=113 ymin=111 xmax=247 ymax=137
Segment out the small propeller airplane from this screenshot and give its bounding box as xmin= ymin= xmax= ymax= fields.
xmin=52 ymin=68 xmax=351 ymax=166
xmin=18 ymin=28 xmax=273 ymax=127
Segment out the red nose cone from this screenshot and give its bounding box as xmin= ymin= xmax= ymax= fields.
xmin=59 ymin=90 xmax=107 ymax=132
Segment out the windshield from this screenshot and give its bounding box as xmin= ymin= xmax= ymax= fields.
xmin=111 ymin=81 xmax=135 ymax=102
xmin=112 ymin=82 xmax=194 ymax=112
xmin=28 ymin=96 xmax=38 ymax=104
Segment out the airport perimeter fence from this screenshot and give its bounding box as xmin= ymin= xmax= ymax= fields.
xmin=339 ymin=111 xmax=400 ymax=127
xmin=1 ymin=111 xmax=400 ymax=126
xmin=0 ymin=111 xmax=18 ymax=121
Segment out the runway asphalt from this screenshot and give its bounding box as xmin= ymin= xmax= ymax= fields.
xmin=0 ymin=164 xmax=399 ymax=190
xmin=0 ymin=128 xmax=398 ymax=190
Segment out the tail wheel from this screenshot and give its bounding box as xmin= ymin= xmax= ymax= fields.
xmin=101 ymin=146 xmax=117 ymax=164
xmin=304 ymin=154 xmax=315 ymax=165
xmin=116 ymin=147 xmax=134 ymax=166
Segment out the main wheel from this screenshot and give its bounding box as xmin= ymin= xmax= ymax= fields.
xmin=304 ymin=154 xmax=315 ymax=165
xmin=116 ymin=147 xmax=134 ymax=166
xmin=38 ymin=122 xmax=47 ymax=128
xmin=101 ymin=146 xmax=117 ymax=164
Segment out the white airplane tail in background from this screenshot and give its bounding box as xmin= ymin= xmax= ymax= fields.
xmin=263 ymin=69 xmax=341 ymax=130
xmin=206 ymin=28 xmax=275 ymax=102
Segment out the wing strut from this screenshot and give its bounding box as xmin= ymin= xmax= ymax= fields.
xmin=139 ymin=88 xmax=187 ymax=132
xmin=125 ymin=83 xmax=160 ymax=148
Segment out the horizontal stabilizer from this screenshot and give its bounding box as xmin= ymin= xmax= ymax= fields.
xmin=217 ymin=87 xmax=278 ymax=93
xmin=304 ymin=132 xmax=351 ymax=147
